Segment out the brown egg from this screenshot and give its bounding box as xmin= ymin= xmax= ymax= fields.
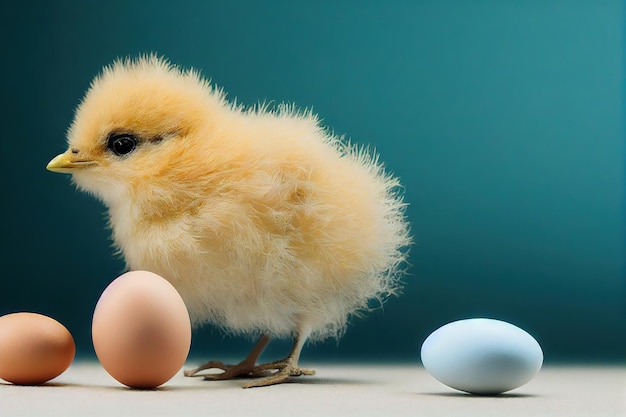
xmin=92 ymin=270 xmax=191 ymax=389
xmin=0 ymin=312 xmax=75 ymax=385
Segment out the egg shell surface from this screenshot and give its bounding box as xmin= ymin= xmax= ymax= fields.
xmin=92 ymin=270 xmax=192 ymax=389
xmin=421 ymin=318 xmax=543 ymax=395
xmin=0 ymin=312 xmax=75 ymax=385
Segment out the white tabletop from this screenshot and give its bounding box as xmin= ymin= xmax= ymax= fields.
xmin=1 ymin=362 xmax=624 ymax=417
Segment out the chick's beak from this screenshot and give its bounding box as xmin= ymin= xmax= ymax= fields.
xmin=46 ymin=152 xmax=98 ymax=174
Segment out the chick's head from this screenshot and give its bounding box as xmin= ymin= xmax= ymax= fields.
xmin=48 ymin=56 xmax=227 ymax=206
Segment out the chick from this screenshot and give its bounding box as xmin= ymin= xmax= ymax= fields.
xmin=47 ymin=55 xmax=411 ymax=388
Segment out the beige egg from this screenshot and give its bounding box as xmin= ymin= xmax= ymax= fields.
xmin=92 ymin=270 xmax=191 ymax=389
xmin=0 ymin=312 xmax=75 ymax=385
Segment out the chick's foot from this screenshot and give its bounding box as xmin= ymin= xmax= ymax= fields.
xmin=184 ymin=334 xmax=270 ymax=379
xmin=242 ymin=326 xmax=314 ymax=388
xmin=242 ymin=359 xmax=316 ymax=388
xmin=186 ymin=360 xmax=272 ymax=380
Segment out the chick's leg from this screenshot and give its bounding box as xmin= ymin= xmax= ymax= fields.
xmin=184 ymin=334 xmax=271 ymax=379
xmin=243 ymin=326 xmax=315 ymax=389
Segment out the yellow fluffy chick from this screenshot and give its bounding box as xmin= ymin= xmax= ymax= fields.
xmin=47 ymin=55 xmax=411 ymax=388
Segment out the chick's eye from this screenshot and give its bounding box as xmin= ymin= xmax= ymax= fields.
xmin=108 ymin=135 xmax=137 ymax=156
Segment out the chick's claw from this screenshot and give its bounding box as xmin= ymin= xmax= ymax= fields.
xmin=242 ymin=362 xmax=316 ymax=389
xmin=184 ymin=360 xmax=269 ymax=380
xmin=184 ymin=361 xmax=240 ymax=378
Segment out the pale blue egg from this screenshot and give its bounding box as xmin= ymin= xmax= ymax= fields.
xmin=421 ymin=318 xmax=543 ymax=395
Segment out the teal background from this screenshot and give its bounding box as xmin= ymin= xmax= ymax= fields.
xmin=1 ymin=1 xmax=624 ymax=363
